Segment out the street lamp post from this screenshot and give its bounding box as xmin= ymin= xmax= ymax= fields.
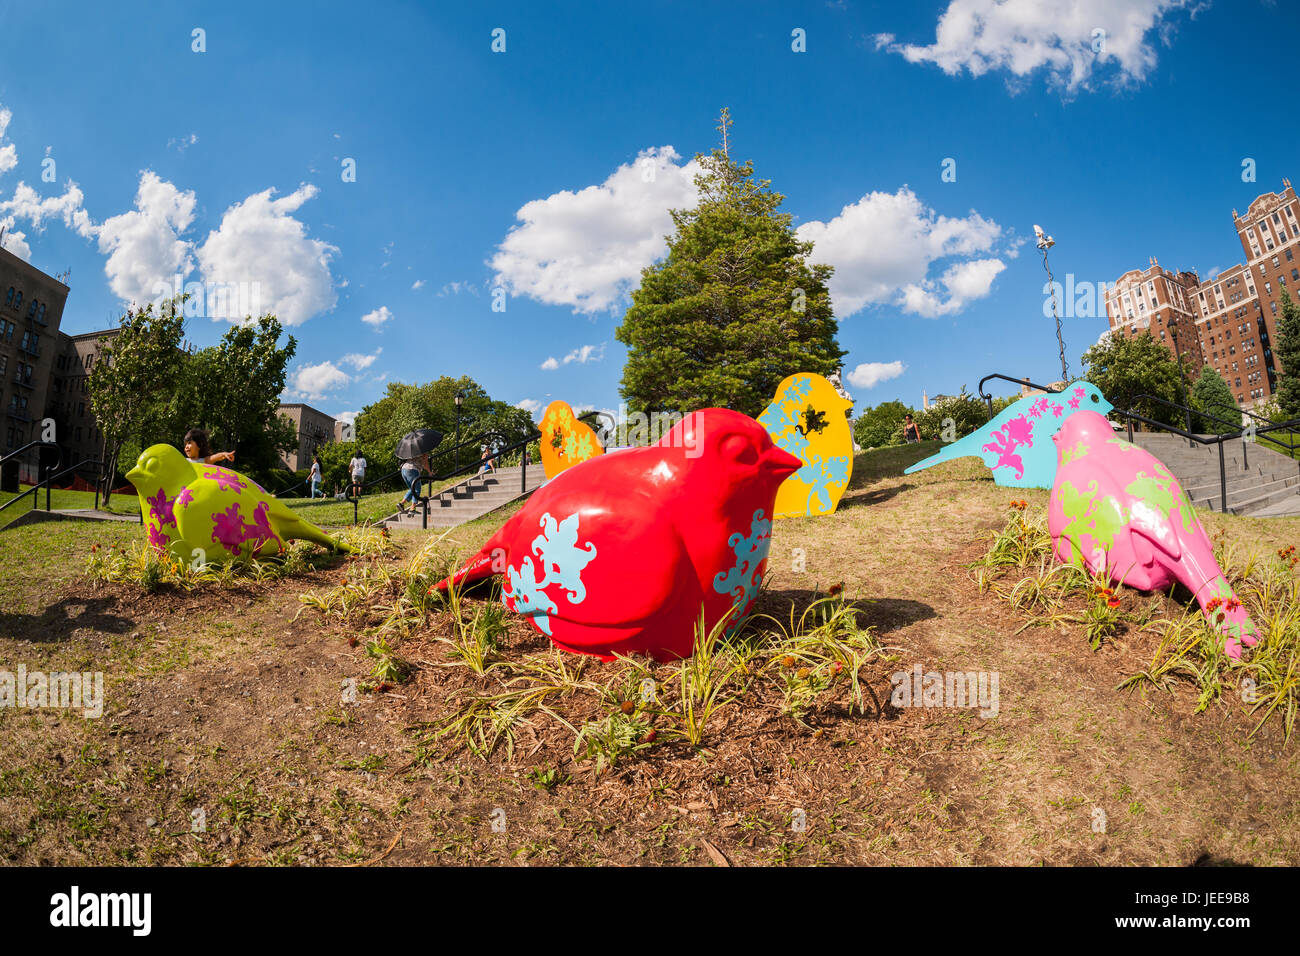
xmin=454 ymin=390 xmax=464 ymax=471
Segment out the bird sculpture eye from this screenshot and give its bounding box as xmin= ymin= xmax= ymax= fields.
xmin=1090 ymin=394 xmax=1099 ymax=403
xmin=721 ymin=435 xmax=758 ymax=465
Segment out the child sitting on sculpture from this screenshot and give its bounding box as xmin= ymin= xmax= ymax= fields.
xmin=183 ymin=427 xmax=236 ymax=465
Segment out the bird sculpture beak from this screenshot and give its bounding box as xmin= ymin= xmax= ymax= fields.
xmin=125 ymin=465 xmax=142 ymax=484
xmin=762 ymin=446 xmax=803 ymax=478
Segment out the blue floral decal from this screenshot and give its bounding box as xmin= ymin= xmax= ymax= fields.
xmin=712 ymin=508 xmax=773 ymax=616
xmin=503 ymin=511 xmax=597 ymax=636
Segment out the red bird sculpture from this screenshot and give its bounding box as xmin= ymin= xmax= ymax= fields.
xmin=439 ymin=408 xmax=802 ymax=660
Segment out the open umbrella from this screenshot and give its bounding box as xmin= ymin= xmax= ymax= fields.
xmin=395 ymin=429 xmax=444 ymax=461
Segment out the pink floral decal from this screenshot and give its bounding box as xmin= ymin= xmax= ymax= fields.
xmin=146 ymin=488 xmax=177 ymax=528
xmin=175 ymin=487 xmax=194 ymax=510
xmin=204 ymin=469 xmax=246 ymax=494
xmin=1068 ymin=395 xmax=1081 ymax=409
xmin=210 ymin=501 xmax=278 ymax=556
xmin=1052 ymin=403 xmax=1065 ymax=418
xmin=981 ymin=414 xmax=1035 ymax=480
xmin=146 ymin=522 xmax=169 ymax=553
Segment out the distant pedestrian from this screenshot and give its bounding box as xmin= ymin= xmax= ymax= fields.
xmin=480 ymin=444 xmax=496 ymax=475
xmin=903 ymin=414 xmax=920 ymax=444
xmin=398 ymin=453 xmax=428 ymax=515
xmin=349 ymin=452 xmax=367 ymax=498
xmin=309 ymin=455 xmax=323 ymax=498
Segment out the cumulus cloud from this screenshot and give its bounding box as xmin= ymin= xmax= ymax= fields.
xmin=196 ymin=184 xmax=338 ymax=325
xmin=290 ymin=361 xmax=350 ymax=400
xmin=96 ymin=171 xmax=197 ymax=305
xmin=516 ymin=398 xmax=543 ymax=417
xmin=539 ymin=356 xmax=559 ymax=371
xmin=847 ymin=361 xmax=907 ymax=390
xmin=411 ymin=279 xmax=425 ymax=290
xmin=0 ymin=219 xmax=30 ymax=259
xmin=490 ymin=146 xmax=700 ymax=314
xmin=796 ymin=187 xmax=1005 ymax=318
xmin=341 ymin=348 xmax=381 ymax=371
xmin=360 ymin=305 xmax=392 ymax=327
xmin=875 ymin=0 xmax=1195 ymax=93
xmin=0 ymin=107 xmax=16 ymax=176
xmin=334 ymin=410 xmax=359 ymax=426
xmin=439 ymin=281 xmax=479 ymax=297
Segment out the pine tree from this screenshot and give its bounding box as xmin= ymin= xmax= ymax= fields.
xmin=1274 ymin=288 xmax=1300 ymax=419
xmin=616 ymin=109 xmax=845 ymax=418
xmin=1190 ymin=365 xmax=1239 ymax=433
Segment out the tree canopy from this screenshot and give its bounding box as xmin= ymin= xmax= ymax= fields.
xmin=1082 ymin=330 xmax=1185 ymax=427
xmin=1274 ymin=288 xmax=1300 ymax=420
xmin=615 ymin=110 xmax=846 ymax=419
xmin=1190 ymin=366 xmax=1240 ymax=433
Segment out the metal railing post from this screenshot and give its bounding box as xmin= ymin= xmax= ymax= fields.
xmin=1219 ymin=440 xmax=1228 ymax=514
xmin=422 ymin=493 xmax=428 ymax=530
xmin=1126 ymin=415 xmax=1133 ymax=443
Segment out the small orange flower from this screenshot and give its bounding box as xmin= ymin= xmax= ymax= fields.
xmin=619 ymin=701 xmax=635 ymax=715
xmin=831 ymin=661 xmax=844 ymax=676
xmin=1225 ymin=597 xmax=1242 ymax=613
xmin=1106 ymin=597 xmax=1121 ymax=609
xmin=1205 ymin=597 xmax=1223 ymax=613
xmin=796 ymin=667 xmax=811 ymax=680
xmin=780 ymin=656 xmax=795 ymax=669
xmin=827 ymin=583 xmax=843 ymax=597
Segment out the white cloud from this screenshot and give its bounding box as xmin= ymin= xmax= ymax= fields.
xmin=0 ymin=219 xmax=30 ymax=259
xmin=196 ymin=183 xmax=337 ymax=325
xmin=566 ymin=343 xmax=605 ymax=364
xmin=411 ymin=278 xmax=425 ymax=289
xmin=490 ymin=146 xmax=700 ymax=314
xmin=847 ymin=361 xmax=907 ymax=389
xmin=1 ymin=180 xmax=94 ymax=238
xmin=898 ymin=257 xmax=1007 ymax=318
xmin=334 ymin=409 xmax=359 ymax=426
xmin=360 ymin=305 xmax=392 ymax=327
xmin=516 ymin=398 xmax=543 ymax=417
xmin=438 ymin=281 xmax=479 ymax=297
xmin=341 ymin=348 xmax=381 ymax=371
xmin=96 ymin=171 xmax=197 ymax=305
xmin=168 ymin=132 xmax=198 ymax=153
xmin=290 ymin=361 xmax=350 ymax=400
xmin=796 ymin=187 xmax=1005 ymax=318
xmin=0 ymin=107 xmax=17 ymax=176
xmin=539 ymin=356 xmax=560 ymax=371
xmin=875 ymin=0 xmax=1195 ymax=93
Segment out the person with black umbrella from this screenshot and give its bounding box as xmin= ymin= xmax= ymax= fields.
xmin=394 ymin=428 xmax=443 ymax=517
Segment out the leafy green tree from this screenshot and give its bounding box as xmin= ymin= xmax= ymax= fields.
xmin=352 ymin=376 xmax=535 ymax=488
xmin=177 ymin=315 xmax=299 ymax=485
xmin=1082 ymin=331 xmax=1184 ymax=427
xmin=616 ymin=110 xmax=845 ymax=418
xmin=1190 ymin=366 xmax=1240 ymax=433
xmin=1274 ymin=288 xmax=1300 ymax=420
xmin=854 ymin=400 xmax=913 ymax=449
xmin=90 ymin=297 xmax=190 ymax=507
xmin=914 ymin=386 xmax=989 ymax=441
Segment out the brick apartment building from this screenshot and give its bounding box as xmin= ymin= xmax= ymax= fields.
xmin=1 ymin=245 xmax=69 ymax=462
xmin=1106 ymin=179 xmax=1300 ymax=409
xmin=1 ymin=246 xmax=339 ymax=481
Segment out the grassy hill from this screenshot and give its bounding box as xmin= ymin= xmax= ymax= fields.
xmin=2 ymin=441 xmax=1298 ymax=865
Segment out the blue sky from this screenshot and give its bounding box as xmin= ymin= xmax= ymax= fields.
xmin=1 ymin=0 xmax=1297 ymax=423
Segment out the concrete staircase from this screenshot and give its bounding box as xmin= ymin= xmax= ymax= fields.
xmin=1128 ymin=431 xmax=1300 ymax=517
xmin=379 ymin=465 xmax=545 ymax=531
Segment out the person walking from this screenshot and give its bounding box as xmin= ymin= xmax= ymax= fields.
xmin=349 ymin=451 xmax=367 ymax=498
xmin=398 ymin=453 xmax=428 ymax=515
xmin=903 ymin=414 xmax=921 ymax=444
xmin=309 ymin=455 xmax=323 ymax=498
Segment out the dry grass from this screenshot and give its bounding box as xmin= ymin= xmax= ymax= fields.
xmin=3 ymin=448 xmax=1300 ymax=865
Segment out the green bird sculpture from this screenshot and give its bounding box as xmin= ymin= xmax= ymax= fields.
xmin=126 ymin=443 xmax=346 ymax=563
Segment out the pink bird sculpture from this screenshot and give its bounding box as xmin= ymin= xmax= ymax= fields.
xmin=438 ymin=408 xmax=802 ymax=661
xmin=1048 ymin=411 xmax=1259 ymax=658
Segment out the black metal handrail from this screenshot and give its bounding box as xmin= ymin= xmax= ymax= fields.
xmin=977 ymin=373 xmax=1064 ymax=420
xmin=1200 ymin=401 xmax=1300 ymax=460
xmin=0 ymin=440 xmax=63 ymax=522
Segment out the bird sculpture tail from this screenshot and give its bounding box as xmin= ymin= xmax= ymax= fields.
xmin=434 ymin=523 xmax=511 ymax=593
xmin=1193 ymin=574 xmax=1260 ymax=660
xmin=903 ymin=443 xmax=962 ymax=475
